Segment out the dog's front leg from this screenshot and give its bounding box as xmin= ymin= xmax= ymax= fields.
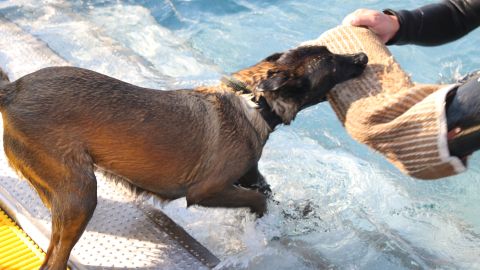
xmin=235 ymin=165 xmax=272 ymax=197
xmin=187 ymin=184 xmax=267 ymax=217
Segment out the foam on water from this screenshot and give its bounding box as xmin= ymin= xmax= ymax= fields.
xmin=87 ymin=4 xmax=220 ymax=84
xmin=1 ymin=0 xmax=479 ymax=269
xmin=161 ymin=129 xmax=480 ymax=269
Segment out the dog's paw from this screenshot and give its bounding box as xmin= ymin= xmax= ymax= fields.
xmin=236 ymin=181 xmax=272 ymax=198
xmin=250 ymin=201 xmax=267 ymax=218
xmin=249 ymin=181 xmax=272 ymax=198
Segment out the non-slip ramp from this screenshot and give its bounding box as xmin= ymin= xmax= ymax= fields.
xmin=0 ymin=16 xmax=219 ymax=270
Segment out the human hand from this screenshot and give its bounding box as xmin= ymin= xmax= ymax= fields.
xmin=342 ymin=9 xmax=400 ymax=44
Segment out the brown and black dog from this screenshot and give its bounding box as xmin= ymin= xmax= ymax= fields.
xmin=0 ymin=46 xmax=367 ymax=269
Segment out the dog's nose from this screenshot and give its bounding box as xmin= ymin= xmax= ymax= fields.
xmin=354 ymin=53 xmax=368 ymax=66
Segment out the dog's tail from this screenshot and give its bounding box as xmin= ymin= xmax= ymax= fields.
xmin=0 ymin=68 xmax=11 ymax=107
xmin=0 ymin=68 xmax=10 ymax=88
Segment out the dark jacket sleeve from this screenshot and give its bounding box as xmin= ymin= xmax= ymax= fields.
xmin=385 ymin=0 xmax=480 ymax=46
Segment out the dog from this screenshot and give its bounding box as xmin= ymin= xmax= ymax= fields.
xmin=0 ymin=45 xmax=367 ymax=269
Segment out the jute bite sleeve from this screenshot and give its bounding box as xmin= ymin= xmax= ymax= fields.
xmin=302 ymin=26 xmax=466 ymax=179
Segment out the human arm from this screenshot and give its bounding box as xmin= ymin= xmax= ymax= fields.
xmin=343 ymin=0 xmax=480 ymax=46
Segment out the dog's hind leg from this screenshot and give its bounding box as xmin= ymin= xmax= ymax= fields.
xmin=40 ymin=168 xmax=97 ymax=270
xmin=4 ymin=133 xmax=97 ymax=270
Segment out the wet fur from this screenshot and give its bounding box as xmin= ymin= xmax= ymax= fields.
xmin=0 ymin=46 xmax=367 ymax=269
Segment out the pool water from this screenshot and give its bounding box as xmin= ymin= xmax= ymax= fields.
xmin=0 ymin=0 xmax=479 ymax=269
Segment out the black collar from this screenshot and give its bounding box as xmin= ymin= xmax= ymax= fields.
xmin=220 ymin=76 xmax=251 ymax=94
xmin=221 ymin=76 xmax=283 ymax=130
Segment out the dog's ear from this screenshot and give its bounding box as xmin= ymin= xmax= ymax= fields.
xmin=257 ymin=71 xmax=290 ymax=92
xmin=264 ymin=52 xmax=283 ymax=62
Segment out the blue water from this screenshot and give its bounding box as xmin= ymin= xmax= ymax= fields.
xmin=0 ymin=0 xmax=479 ymax=269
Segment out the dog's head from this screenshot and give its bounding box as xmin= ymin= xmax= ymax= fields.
xmin=232 ymin=46 xmax=368 ymax=124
